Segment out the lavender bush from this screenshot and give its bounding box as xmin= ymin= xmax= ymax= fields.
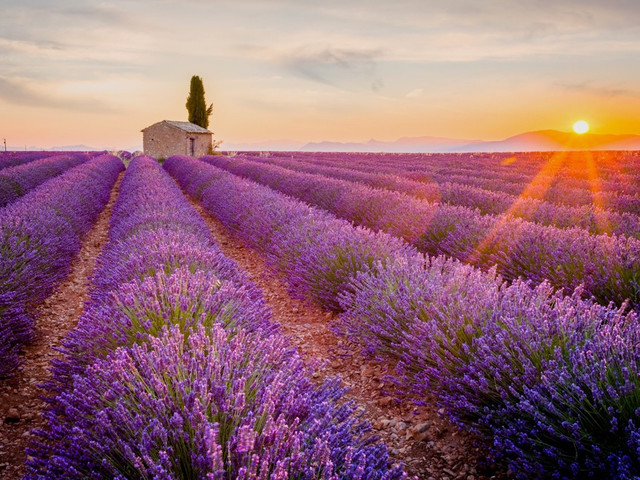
xmin=271 ymin=151 xmax=640 ymax=204
xmin=165 ymin=155 xmax=418 ymax=311
xmin=251 ymin=154 xmax=640 ymax=238
xmin=0 ymin=151 xmax=52 ymax=170
xmin=29 ymin=156 xmax=407 ymax=479
xmin=49 ymin=267 xmax=275 ymax=391
xmin=89 ymin=229 xmax=258 ymax=302
xmin=343 ymin=263 xmax=640 ymax=478
xmin=0 ymin=152 xmax=90 ymax=207
xmin=31 ymin=324 xmax=406 ymax=479
xmin=0 ymin=154 xmax=123 ymax=378
xmin=201 ymin=155 xmax=640 ymax=308
xmin=47 ymin=156 xmax=273 ymax=388
xmin=166 ymin=155 xmax=640 ymax=478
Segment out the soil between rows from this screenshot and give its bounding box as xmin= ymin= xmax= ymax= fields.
xmin=0 ymin=173 xmax=124 ymax=479
xmin=1 ymin=170 xmax=512 ymax=480
xmin=184 ymin=190 xmax=512 ymax=480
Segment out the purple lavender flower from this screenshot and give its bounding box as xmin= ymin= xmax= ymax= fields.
xmin=29 ymin=155 xmax=406 ymax=479
xmin=0 ymin=153 xmax=90 ymax=207
xmin=0 ymin=154 xmax=123 ymax=377
xmin=29 ymin=325 xmax=406 ymax=479
xmin=166 ymin=154 xmax=640 ymax=478
xmin=200 ymin=154 xmax=640 ymax=308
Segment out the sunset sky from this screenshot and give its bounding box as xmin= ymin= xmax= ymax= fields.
xmin=1 ymin=0 xmax=639 ymax=150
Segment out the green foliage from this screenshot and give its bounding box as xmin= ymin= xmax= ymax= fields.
xmin=185 ymin=75 xmax=213 ymax=129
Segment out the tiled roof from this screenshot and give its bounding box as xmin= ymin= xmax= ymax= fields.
xmin=142 ymin=120 xmax=212 ymax=134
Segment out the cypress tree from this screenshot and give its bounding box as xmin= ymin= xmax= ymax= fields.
xmin=185 ymin=75 xmax=213 ymax=129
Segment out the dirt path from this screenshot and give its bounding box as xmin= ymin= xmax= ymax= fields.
xmin=0 ymin=173 xmax=123 ymax=479
xmin=186 ymin=195 xmax=511 ymax=480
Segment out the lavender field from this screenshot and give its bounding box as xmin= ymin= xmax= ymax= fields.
xmin=2 ymin=150 xmax=640 ymax=479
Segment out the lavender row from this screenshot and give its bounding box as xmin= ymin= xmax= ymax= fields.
xmin=254 ymin=150 xmax=640 ymax=181
xmin=277 ymin=151 xmax=640 ymax=213
xmin=259 ymin=153 xmax=640 ymax=224
xmin=167 ymin=155 xmax=640 ymax=478
xmin=278 ymin=150 xmax=640 ymax=194
xmin=428 ymin=171 xmax=640 ymax=214
xmin=273 ymin=152 xmax=640 ymax=215
xmin=28 ymin=156 xmax=406 ymax=479
xmin=0 ymin=151 xmax=54 ymax=170
xmin=202 ymin=155 xmax=640 ymax=308
xmin=244 ymin=154 xmax=640 ymax=237
xmin=0 ymin=154 xmax=124 ymax=378
xmin=0 ymin=153 xmax=92 ymax=208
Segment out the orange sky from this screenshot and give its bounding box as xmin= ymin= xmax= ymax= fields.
xmin=1 ymin=1 xmax=639 ymax=150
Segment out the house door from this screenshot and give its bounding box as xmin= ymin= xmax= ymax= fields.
xmin=189 ymin=137 xmax=195 ymax=156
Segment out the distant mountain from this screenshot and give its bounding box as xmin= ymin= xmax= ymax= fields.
xmin=5 ymin=144 xmax=141 ymax=152
xmin=457 ymin=130 xmax=640 ymax=152
xmin=223 ymin=140 xmax=304 ymax=151
xmin=48 ymin=144 xmax=108 ymax=151
xmin=299 ymin=130 xmax=640 ymax=153
xmin=6 ymin=130 xmax=640 ymax=155
xmin=301 ymin=136 xmax=479 ymax=153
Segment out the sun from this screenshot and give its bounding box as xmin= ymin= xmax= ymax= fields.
xmin=573 ymin=120 xmax=589 ymax=134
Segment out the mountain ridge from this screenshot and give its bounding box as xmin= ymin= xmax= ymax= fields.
xmin=299 ymin=130 xmax=640 ymax=153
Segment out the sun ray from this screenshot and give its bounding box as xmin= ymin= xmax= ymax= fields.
xmin=583 ymin=150 xmax=612 ymax=235
xmin=467 ymin=149 xmax=570 ymax=270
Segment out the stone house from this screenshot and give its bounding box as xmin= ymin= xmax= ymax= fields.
xmin=141 ymin=120 xmax=212 ymax=159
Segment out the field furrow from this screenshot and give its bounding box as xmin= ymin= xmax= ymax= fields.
xmin=201 ymin=154 xmax=640 ymax=308
xmin=0 ymin=171 xmax=123 ymax=479
xmin=245 ymin=153 xmax=640 ymax=237
xmin=27 ymin=156 xmax=406 ymax=479
xmin=184 ymin=186 xmax=511 ymax=480
xmin=0 ymin=155 xmax=125 ymax=377
xmin=166 ymin=154 xmax=640 ymax=478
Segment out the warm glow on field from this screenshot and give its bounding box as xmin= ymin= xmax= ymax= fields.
xmin=573 ymin=120 xmax=590 ymax=134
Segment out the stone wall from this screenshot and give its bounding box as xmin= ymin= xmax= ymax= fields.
xmin=191 ymin=133 xmax=212 ymax=157
xmin=143 ymin=123 xmax=212 ymax=159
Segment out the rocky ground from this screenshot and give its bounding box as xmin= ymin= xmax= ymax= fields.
xmin=187 ymin=195 xmax=513 ymax=480
xmin=0 ymin=174 xmax=123 ymax=480
xmin=0 ymin=173 xmax=513 ymax=479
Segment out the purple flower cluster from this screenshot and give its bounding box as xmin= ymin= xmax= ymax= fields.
xmin=430 ymin=170 xmax=640 ymax=216
xmin=0 ymin=154 xmax=123 ymax=378
xmin=201 ymin=155 xmax=640 ymax=308
xmin=341 ymin=261 xmax=640 ymax=477
xmin=258 ymin=151 xmax=640 ymax=216
xmin=0 ymin=152 xmax=91 ymax=207
xmin=114 ymin=150 xmax=135 ymax=161
xmin=0 ymin=151 xmax=54 ymax=170
xmin=166 ymin=155 xmax=640 ymax=478
xmin=165 ymin=156 xmax=417 ymax=311
xmin=272 ymin=151 xmax=640 ymax=206
xmin=28 ymin=156 xmax=407 ymax=479
xmin=247 ymin=154 xmax=640 ymax=238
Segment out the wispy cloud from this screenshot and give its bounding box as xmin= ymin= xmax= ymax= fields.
xmin=0 ymin=77 xmax=116 ymax=113
xmin=555 ymin=81 xmax=640 ymax=98
xmin=1 ymin=0 xmax=639 ymax=146
xmin=53 ymin=3 xmax=132 ymax=25
xmin=405 ymin=88 xmax=424 ymax=98
xmin=279 ymin=47 xmax=384 ymax=90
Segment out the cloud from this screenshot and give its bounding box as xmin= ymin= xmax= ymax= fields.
xmin=0 ymin=1 xmax=134 ymax=49
xmin=405 ymin=88 xmax=424 ymax=98
xmin=283 ymin=47 xmax=380 ymax=81
xmin=1 ymin=1 xmax=133 ymax=28
xmin=53 ymin=3 xmax=131 ymax=25
xmin=371 ymin=79 xmax=384 ymax=93
xmin=279 ymin=46 xmax=384 ymax=90
xmin=329 ymin=0 xmax=640 ymax=33
xmin=555 ymin=81 xmax=640 ymax=98
xmin=0 ymin=77 xmax=116 ymax=113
